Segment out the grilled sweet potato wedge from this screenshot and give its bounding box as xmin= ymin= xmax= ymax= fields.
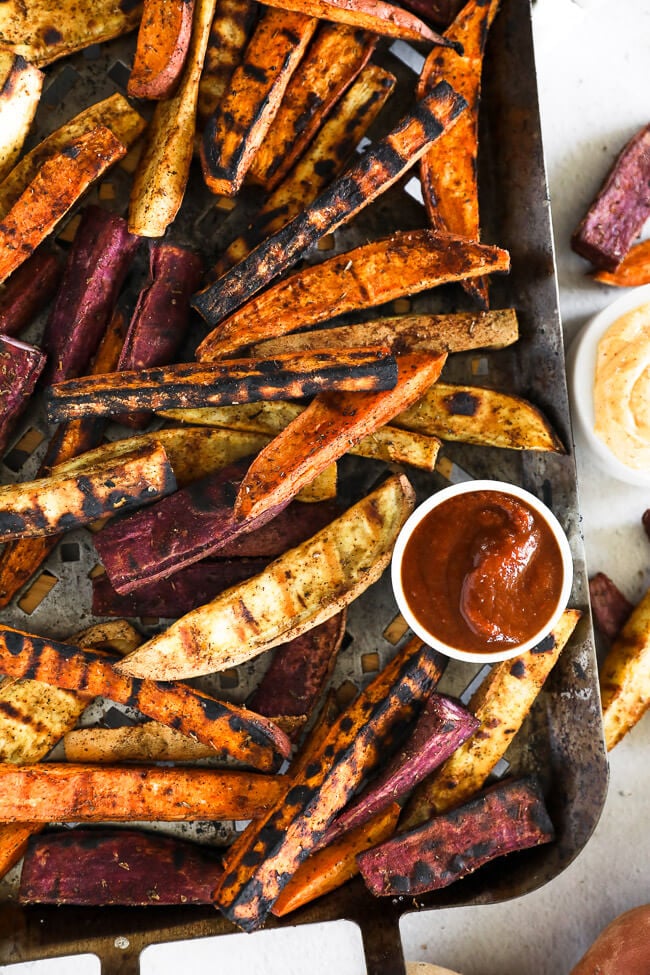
xmin=0 ymin=0 xmax=143 ymax=67
xmin=247 ymin=23 xmax=376 ymax=191
xmin=129 ymin=0 xmax=195 ymax=99
xmin=256 ymin=0 xmax=455 ymax=44
xmin=0 ymin=440 xmax=176 ymax=543
xmin=196 ymin=231 xmax=510 ymax=360
xmin=0 ymin=93 xmax=146 ymax=219
xmin=194 ymin=80 xmax=467 ymax=325
xmin=401 ymin=609 xmax=581 ymax=826
xmin=0 ymin=249 xmax=61 ymax=337
xmin=271 ymin=803 xmax=400 ymax=917
xmin=393 ymin=381 xmax=564 ymax=452
xmin=0 ymin=763 xmax=284 ymax=823
xmin=0 ymin=336 xmax=46 ymax=456
xmin=0 ymin=54 xmax=43 ymax=182
xmin=418 ymin=0 xmax=500 ymax=303
xmin=115 ymin=473 xmax=415 ymax=680
xmin=234 ymin=352 xmax=445 ymax=520
xmin=592 ymin=238 xmax=650 ymax=287
xmin=128 ymin=0 xmax=217 ymax=237
xmin=248 ymin=308 xmax=519 ymax=358
xmin=572 ymin=123 xmax=650 ymax=271
xmin=159 ymin=400 xmax=442 ymax=472
xmin=45 ymin=347 xmax=397 ymax=421
xmin=214 ymin=634 xmax=446 ymax=931
xmin=358 ymin=775 xmax=554 ymax=896
xmin=200 ymin=8 xmax=317 ymax=196
xmin=63 ymin=721 xmax=224 ymax=764
xmin=213 ymin=61 xmax=396 ymax=274
xmin=42 ymin=205 xmax=140 ymax=384
xmin=197 ymin=0 xmax=259 ymax=124
xmin=0 ymin=623 xmax=291 ymax=769
xmin=20 ymin=828 xmax=224 ymax=906
xmin=599 ymin=588 xmax=650 ymax=750
xmin=0 ymin=126 xmax=126 ymax=285
xmin=589 ymin=572 xmax=633 ymax=645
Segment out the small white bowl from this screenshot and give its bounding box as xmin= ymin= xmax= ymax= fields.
xmin=567 ymin=283 xmax=650 ymax=488
xmin=391 ymin=479 xmax=574 ymax=665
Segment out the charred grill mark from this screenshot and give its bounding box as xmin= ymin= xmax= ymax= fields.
xmin=43 ymin=26 xmax=63 ymax=45
xmin=509 ymin=659 xmax=526 ymax=678
xmin=532 ymin=632 xmax=557 ymax=654
xmin=242 ymin=61 xmax=268 ymax=84
xmin=445 ymin=390 xmax=480 ymax=416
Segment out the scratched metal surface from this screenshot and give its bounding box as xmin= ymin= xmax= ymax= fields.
xmin=0 ymin=1 xmax=608 ymax=972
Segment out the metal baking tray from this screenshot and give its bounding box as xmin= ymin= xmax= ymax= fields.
xmin=0 ymin=0 xmax=609 ymax=971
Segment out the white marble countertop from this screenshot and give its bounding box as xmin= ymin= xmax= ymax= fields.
xmin=6 ymin=2 xmax=650 ymax=973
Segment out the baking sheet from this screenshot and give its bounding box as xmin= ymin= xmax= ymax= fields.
xmin=0 ymin=1 xmax=608 ymax=971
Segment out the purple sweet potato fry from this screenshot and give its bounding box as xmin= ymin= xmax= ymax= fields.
xmin=215 ymin=498 xmax=342 ymax=558
xmin=117 ymin=241 xmax=203 ymax=428
xmin=19 ymin=828 xmax=223 ymax=906
xmin=0 ymin=249 xmax=62 ymax=337
xmin=248 ymin=611 xmax=347 ymax=732
xmin=357 ymin=775 xmax=554 ymax=896
xmin=92 ymin=556 xmax=269 ymax=618
xmin=398 ymin=0 xmax=465 ymax=27
xmin=589 ymin=572 xmax=634 ymax=644
xmin=41 ymin=205 xmax=141 ymax=384
xmin=323 ymin=693 xmax=478 ymax=843
xmin=0 ymin=335 xmax=46 ymax=455
xmin=571 ymin=123 xmax=650 ymax=271
xmin=93 ymin=457 xmax=288 ymax=594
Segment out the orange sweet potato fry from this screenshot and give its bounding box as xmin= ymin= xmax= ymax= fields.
xmin=128 ymin=0 xmax=196 ymax=99
xmin=592 ymin=238 xmax=650 ymax=287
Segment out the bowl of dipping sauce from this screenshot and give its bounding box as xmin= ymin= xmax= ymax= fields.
xmin=567 ymin=283 xmax=650 ymax=487
xmin=391 ymin=480 xmax=573 ymax=664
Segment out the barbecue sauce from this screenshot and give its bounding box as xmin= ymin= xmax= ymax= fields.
xmin=400 ymin=490 xmax=564 ymax=654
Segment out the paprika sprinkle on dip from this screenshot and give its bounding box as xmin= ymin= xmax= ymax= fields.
xmin=391 ymin=481 xmax=573 ymax=663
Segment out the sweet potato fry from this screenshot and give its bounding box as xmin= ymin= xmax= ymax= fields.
xmin=197 ymin=0 xmax=259 ymax=124
xmin=194 ymin=80 xmax=467 ymax=325
xmin=247 ymin=23 xmax=376 ymax=191
xmin=0 ymin=623 xmax=291 ymax=769
xmin=0 ymin=126 xmax=126 ymax=285
xmin=233 ymin=352 xmax=445 ymax=520
xmin=45 ymin=347 xmax=397 ymax=422
xmin=159 ymin=400 xmax=441 ymax=472
xmin=115 ymin=473 xmax=415 ymax=680
xmin=92 ymin=557 xmax=269 ymax=617
xmin=271 ymin=803 xmax=400 ymax=917
xmin=63 ymin=721 xmax=223 ymax=764
xmin=129 ymin=0 xmax=195 ymax=99
xmin=214 ymin=60 xmax=395 ymax=273
xmin=256 ymin=0 xmax=456 ymax=44
xmin=401 ymin=608 xmax=581 ymax=826
xmin=248 ymin=612 xmax=347 ymax=731
xmin=200 ymin=7 xmax=317 ymax=196
xmin=0 ymin=763 xmax=284 ymax=823
xmin=248 ymin=308 xmax=519 ymax=358
xmin=418 ymin=0 xmax=501 ymax=306
xmin=195 ymin=231 xmax=510 ymax=361
xmin=589 ymin=572 xmax=634 ymax=645
xmin=19 ymin=828 xmax=224 ymax=906
xmin=0 ymin=440 xmax=176 ymax=543
xmin=0 ymin=0 xmax=143 ymax=67
xmin=393 ymin=381 xmax=564 ymax=452
xmin=214 ymin=634 xmax=446 ymax=931
xmin=128 ymin=0 xmax=218 ymax=237
xmin=323 ymin=693 xmax=478 ymax=842
xmin=0 ymin=93 xmax=146 ymax=219
xmin=358 ymin=775 xmax=554 ymax=896
xmin=599 ymin=587 xmax=650 ymax=750
xmin=572 ymin=123 xmax=650 ymax=271
xmin=0 ymin=54 xmax=43 ymax=182
xmin=592 ymin=238 xmax=650 ymax=287
xmin=0 ymin=336 xmax=46 ymax=456
xmin=42 ymin=206 xmax=140 ymax=384
xmin=0 ymin=249 xmax=61 ymax=337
